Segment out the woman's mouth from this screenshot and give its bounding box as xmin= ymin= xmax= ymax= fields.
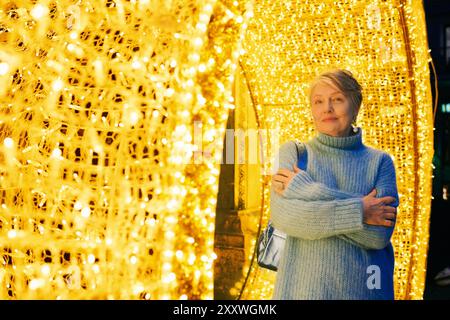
xmin=322 ymin=117 xmax=338 ymax=122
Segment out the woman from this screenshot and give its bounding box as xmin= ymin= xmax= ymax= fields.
xmin=270 ymin=69 xmax=399 ymax=300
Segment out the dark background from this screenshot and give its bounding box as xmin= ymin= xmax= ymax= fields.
xmin=423 ymin=0 xmax=450 ymax=300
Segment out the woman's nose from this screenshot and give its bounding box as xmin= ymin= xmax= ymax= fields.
xmin=326 ymin=99 xmax=334 ymax=110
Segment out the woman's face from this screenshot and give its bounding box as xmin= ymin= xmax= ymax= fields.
xmin=310 ymin=81 xmax=355 ymax=137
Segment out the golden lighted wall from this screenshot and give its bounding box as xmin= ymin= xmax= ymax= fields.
xmin=0 ymin=0 xmax=251 ymax=299
xmin=238 ymin=0 xmax=433 ymax=300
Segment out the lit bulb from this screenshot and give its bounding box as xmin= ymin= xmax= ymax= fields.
xmin=87 ymin=254 xmax=95 ymax=264
xmin=198 ymin=64 xmax=206 ymax=72
xmin=29 ymin=279 xmax=45 ymax=290
xmin=7 ymin=230 xmax=17 ymax=238
xmin=41 ymin=265 xmax=51 ymax=276
xmin=165 ymin=88 xmax=175 ymax=97
xmin=52 ymin=79 xmax=64 ymax=92
xmin=81 ymin=207 xmax=91 ymax=218
xmin=193 ymin=38 xmax=203 ymax=47
xmin=74 ymin=201 xmax=83 ymax=211
xmin=51 ymin=148 xmax=62 ymax=158
xmin=162 ymin=262 xmax=171 ymax=271
xmin=30 ymin=4 xmax=49 ymax=20
xmin=92 ymin=265 xmax=100 ymax=273
xmin=0 ymin=62 xmax=9 ymax=75
xmin=132 ymin=60 xmax=142 ymax=69
xmin=3 ymin=138 xmax=14 ymax=148
xmin=175 ymin=250 xmax=184 ymax=259
xmin=129 ymin=111 xmax=139 ymax=126
xmin=133 ymin=283 xmax=144 ymax=295
xmin=164 ymin=251 xmax=173 ymax=258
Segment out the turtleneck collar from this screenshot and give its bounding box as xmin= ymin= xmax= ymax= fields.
xmin=311 ymin=127 xmax=364 ymax=150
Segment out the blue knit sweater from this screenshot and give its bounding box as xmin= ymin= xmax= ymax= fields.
xmin=270 ymin=128 xmax=399 ymax=300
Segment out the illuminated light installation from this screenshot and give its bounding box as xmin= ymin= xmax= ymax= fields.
xmin=0 ymin=0 xmax=251 ymax=299
xmin=237 ymin=0 xmax=433 ymax=300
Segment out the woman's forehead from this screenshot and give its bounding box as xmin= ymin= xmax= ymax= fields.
xmin=311 ymin=79 xmax=342 ymax=95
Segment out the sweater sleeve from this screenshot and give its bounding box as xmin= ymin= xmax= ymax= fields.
xmin=272 ymin=142 xmax=399 ymax=248
xmin=276 ymin=141 xmax=360 ymax=200
xmin=270 ymin=187 xmax=364 ymax=240
xmin=337 ymin=153 xmax=399 ymax=250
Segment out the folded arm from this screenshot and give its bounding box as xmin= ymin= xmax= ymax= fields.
xmin=270 ymin=187 xmax=364 ymax=240
xmin=336 ymin=153 xmax=399 ymax=250
xmin=273 ymin=141 xmax=399 ymax=249
xmin=275 ymin=141 xmax=359 ymax=200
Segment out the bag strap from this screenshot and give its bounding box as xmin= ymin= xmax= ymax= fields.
xmin=294 ymin=140 xmax=308 ymax=171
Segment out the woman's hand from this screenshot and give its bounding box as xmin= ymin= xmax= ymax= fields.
xmin=272 ymin=164 xmax=302 ymax=195
xmin=362 ymin=189 xmax=397 ymax=227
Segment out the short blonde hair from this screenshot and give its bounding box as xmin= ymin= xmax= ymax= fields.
xmin=309 ymin=69 xmax=363 ymax=120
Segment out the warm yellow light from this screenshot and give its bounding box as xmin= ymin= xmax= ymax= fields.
xmin=133 ymin=283 xmax=144 ymax=295
xmin=74 ymin=201 xmax=83 ymax=211
xmin=87 ymin=254 xmax=95 ymax=264
xmin=30 ymin=4 xmax=48 ymax=20
xmin=193 ymin=38 xmax=203 ymax=47
xmin=175 ymin=250 xmax=184 ymax=259
xmin=165 ymin=88 xmax=175 ymax=97
xmin=0 ymin=62 xmax=9 ymax=76
xmin=51 ymin=148 xmax=62 ymax=158
xmin=52 ymin=79 xmax=64 ymax=92
xmin=7 ymin=230 xmax=17 ymax=239
xmin=131 ymin=60 xmax=142 ymax=69
xmin=0 ymin=0 xmax=250 ymax=300
xmin=3 ymin=138 xmax=14 ymax=149
xmin=41 ymin=265 xmax=51 ymax=276
xmin=81 ymin=207 xmax=91 ymax=218
xmin=29 ymin=279 xmax=45 ymax=290
xmin=129 ymin=111 xmax=139 ymax=126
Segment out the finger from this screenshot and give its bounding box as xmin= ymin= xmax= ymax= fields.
xmin=379 ymin=196 xmax=396 ymax=203
xmin=384 ymin=219 xmax=395 ymax=227
xmin=382 ymin=206 xmax=396 ymax=213
xmin=376 ymin=197 xmax=395 ymax=205
xmin=272 ymin=179 xmax=284 ymax=186
xmin=274 ymin=171 xmax=289 ymax=178
xmin=384 ymin=212 xmax=396 ymax=220
xmin=368 ymin=189 xmax=377 ymax=197
xmin=276 ymin=169 xmax=293 ymax=177
xmin=293 ymin=164 xmax=301 ymax=173
xmin=272 ymin=175 xmax=287 ymax=184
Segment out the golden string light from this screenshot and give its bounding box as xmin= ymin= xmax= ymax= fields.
xmin=238 ymin=0 xmax=433 ymax=300
xmin=0 ymin=0 xmax=250 ymax=299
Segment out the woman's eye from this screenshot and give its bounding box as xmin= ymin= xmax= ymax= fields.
xmin=314 ymin=100 xmax=322 ymax=104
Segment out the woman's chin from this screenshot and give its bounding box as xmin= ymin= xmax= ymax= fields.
xmin=319 ymin=127 xmax=339 ymax=136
